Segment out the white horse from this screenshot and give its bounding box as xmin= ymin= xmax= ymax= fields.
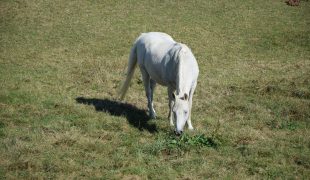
xmin=119 ymin=32 xmax=199 ymax=135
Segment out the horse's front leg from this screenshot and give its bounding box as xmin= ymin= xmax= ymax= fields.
xmin=187 ymin=95 xmax=194 ymax=130
xmin=168 ymin=87 xmax=174 ymax=126
xmin=187 ymin=82 xmax=197 ymax=130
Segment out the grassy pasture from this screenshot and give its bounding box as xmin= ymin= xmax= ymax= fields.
xmin=0 ymin=0 xmax=310 ymax=179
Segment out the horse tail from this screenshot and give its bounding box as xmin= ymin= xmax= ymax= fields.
xmin=119 ymin=42 xmax=138 ymax=100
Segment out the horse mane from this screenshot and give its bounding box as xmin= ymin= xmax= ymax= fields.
xmin=171 ymin=43 xmax=192 ymax=95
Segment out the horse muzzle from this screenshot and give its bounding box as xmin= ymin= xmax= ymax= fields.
xmin=174 ymin=130 xmax=183 ymax=136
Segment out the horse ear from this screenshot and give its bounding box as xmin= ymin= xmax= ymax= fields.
xmin=172 ymin=92 xmax=176 ymax=100
xmin=180 ymin=93 xmax=188 ymax=101
xmin=184 ymin=93 xmax=188 ymax=101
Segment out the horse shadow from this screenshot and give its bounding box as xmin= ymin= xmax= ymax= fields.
xmin=75 ymin=97 xmax=157 ymax=133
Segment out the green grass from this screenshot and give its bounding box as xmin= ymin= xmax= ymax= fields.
xmin=1 ymin=0 xmax=310 ymax=179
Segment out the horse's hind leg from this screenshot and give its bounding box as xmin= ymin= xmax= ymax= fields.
xmin=150 ymin=78 xmax=156 ymax=104
xmin=140 ymin=67 xmax=156 ymax=119
xmin=149 ymin=79 xmax=157 ymax=118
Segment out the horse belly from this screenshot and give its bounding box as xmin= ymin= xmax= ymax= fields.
xmin=144 ymin=63 xmax=168 ymax=86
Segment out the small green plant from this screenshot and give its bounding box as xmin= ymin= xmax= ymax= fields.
xmin=166 ymin=133 xmax=219 ymax=150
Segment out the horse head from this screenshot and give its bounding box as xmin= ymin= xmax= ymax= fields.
xmin=172 ymin=93 xmax=189 ymax=135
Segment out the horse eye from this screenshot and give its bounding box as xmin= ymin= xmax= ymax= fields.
xmin=184 ymin=111 xmax=188 ymax=114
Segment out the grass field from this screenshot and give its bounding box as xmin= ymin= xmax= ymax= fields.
xmin=1 ymin=0 xmax=310 ymax=179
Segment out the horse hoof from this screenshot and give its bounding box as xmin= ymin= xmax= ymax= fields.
xmin=188 ymin=126 xmax=194 ymax=130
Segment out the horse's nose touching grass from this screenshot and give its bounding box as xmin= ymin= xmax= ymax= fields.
xmin=175 ymin=130 xmax=183 ymax=136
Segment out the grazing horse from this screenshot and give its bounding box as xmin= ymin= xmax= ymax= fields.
xmin=119 ymin=32 xmax=199 ymax=135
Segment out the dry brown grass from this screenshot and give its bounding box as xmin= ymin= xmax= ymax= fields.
xmin=0 ymin=0 xmax=309 ymax=179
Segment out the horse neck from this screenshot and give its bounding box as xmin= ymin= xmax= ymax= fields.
xmin=176 ymin=50 xmax=190 ymax=95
